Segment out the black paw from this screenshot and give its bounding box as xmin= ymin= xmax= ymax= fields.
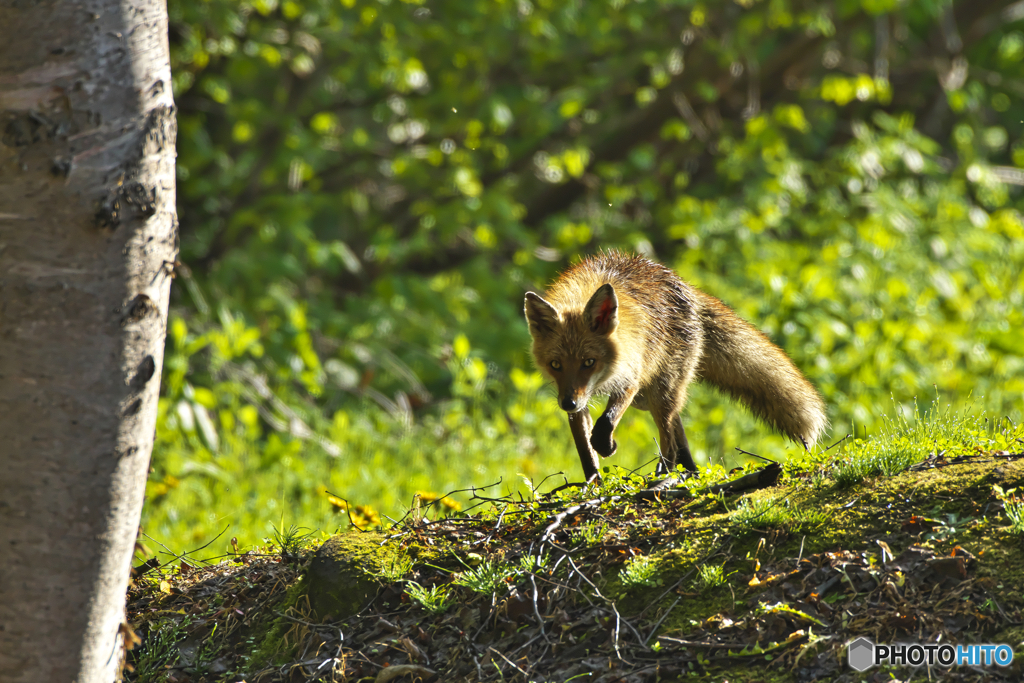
xmin=590 ymin=415 xmax=617 ymax=457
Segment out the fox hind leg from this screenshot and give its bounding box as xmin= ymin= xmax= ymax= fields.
xmin=653 ymin=414 xmax=696 ymax=475
xmin=670 ymin=414 xmax=696 ymax=473
xmin=650 ymin=380 xmax=699 ymax=475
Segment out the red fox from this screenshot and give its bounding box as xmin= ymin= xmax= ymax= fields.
xmin=524 ymin=252 xmax=827 ymax=482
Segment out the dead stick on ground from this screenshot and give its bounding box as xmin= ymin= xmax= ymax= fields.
xmin=488 ymin=647 xmax=530 ymax=677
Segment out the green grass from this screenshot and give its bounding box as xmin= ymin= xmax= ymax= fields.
xmin=453 ymin=559 xmax=516 ymax=596
xmin=141 ymin=382 xmax=1022 ymax=558
xmin=731 ymin=495 xmax=792 ymax=530
xmin=141 ymin=377 xmax=811 ymax=555
xmin=832 ymin=395 xmax=1020 ymax=488
xmin=993 ymin=485 xmax=1024 ymax=535
xmin=131 ymin=616 xmax=194 ymax=683
xmin=619 ymin=554 xmax=662 ymax=589
xmin=695 ymin=563 xmax=730 ymax=590
xmin=729 ymin=493 xmax=829 ymax=533
xmin=404 ymin=582 xmax=453 ymax=613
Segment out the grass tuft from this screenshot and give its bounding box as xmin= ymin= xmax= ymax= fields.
xmin=619 ymin=554 xmax=662 ymax=589
xmin=993 ymin=485 xmax=1024 ymax=535
xmin=695 ymin=563 xmax=729 ymax=590
xmin=832 ymin=395 xmax=1017 ymax=489
xmin=453 ymin=560 xmax=515 ymax=596
xmin=405 ymin=582 xmax=453 ymax=613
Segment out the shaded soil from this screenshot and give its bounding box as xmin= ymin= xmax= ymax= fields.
xmin=125 ymin=451 xmax=1024 ymax=682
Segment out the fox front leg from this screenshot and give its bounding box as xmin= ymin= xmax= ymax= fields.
xmin=591 ymin=385 xmax=639 ymax=458
xmin=568 ymin=409 xmax=601 ymax=482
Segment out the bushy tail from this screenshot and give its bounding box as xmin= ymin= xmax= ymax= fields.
xmin=694 ymin=291 xmax=828 ymax=449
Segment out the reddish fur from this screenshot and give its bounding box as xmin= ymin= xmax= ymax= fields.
xmin=524 ymin=252 xmax=828 ymax=481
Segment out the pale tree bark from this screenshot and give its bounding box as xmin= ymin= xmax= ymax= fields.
xmin=0 ymin=0 xmax=176 ymax=680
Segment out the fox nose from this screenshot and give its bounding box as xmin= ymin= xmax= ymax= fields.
xmin=560 ymin=395 xmax=578 ymax=412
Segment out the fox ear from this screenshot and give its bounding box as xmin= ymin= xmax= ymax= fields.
xmin=584 ymin=283 xmax=618 ymax=335
xmin=524 ymin=292 xmax=560 ymax=334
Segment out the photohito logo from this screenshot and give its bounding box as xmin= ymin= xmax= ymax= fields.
xmin=848 ymin=637 xmax=1015 ymax=671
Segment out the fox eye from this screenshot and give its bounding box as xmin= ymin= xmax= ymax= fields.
xmin=550 ymin=360 xmax=562 ymax=371
xmin=583 ymin=359 xmax=595 ymax=368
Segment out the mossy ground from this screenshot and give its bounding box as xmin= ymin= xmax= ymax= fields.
xmin=125 ymin=412 xmax=1024 ymax=682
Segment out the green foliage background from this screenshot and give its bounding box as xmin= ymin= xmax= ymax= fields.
xmin=146 ymin=0 xmax=1024 ymax=552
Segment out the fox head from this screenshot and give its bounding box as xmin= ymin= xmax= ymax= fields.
xmin=524 ymin=283 xmax=619 ymax=413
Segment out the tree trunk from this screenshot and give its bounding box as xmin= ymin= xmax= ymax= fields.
xmin=0 ymin=0 xmax=176 ymax=680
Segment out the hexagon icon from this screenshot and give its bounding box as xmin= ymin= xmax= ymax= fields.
xmin=848 ymin=637 xmax=875 ymax=672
